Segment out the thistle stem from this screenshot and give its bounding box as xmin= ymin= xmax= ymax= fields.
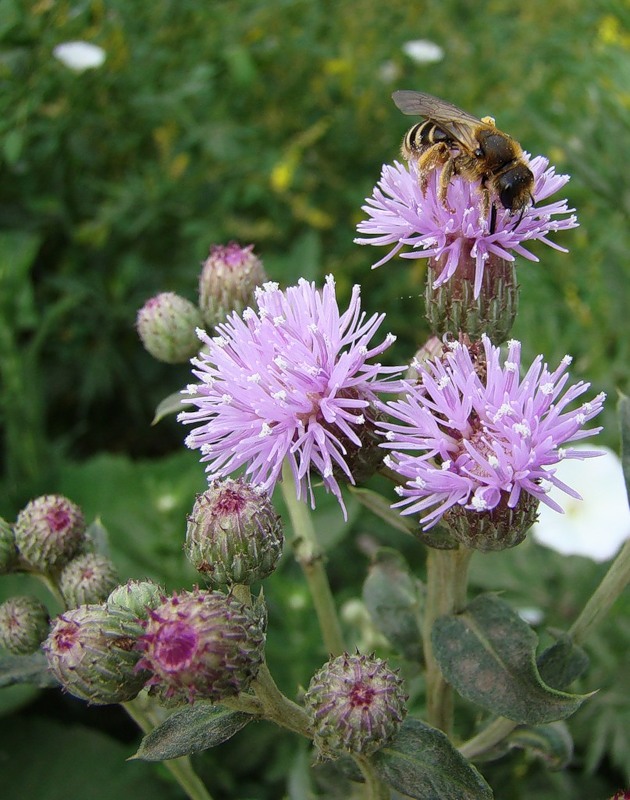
xmin=423 ymin=547 xmax=472 ymax=737
xmin=280 ymin=459 xmax=345 ymax=657
xmin=353 ymin=755 xmax=391 ymax=800
xmin=123 ymin=698 xmax=214 ymax=800
xmin=569 ymin=538 xmax=630 ymax=646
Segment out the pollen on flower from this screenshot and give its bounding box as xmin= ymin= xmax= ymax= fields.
xmin=259 ymin=423 xmax=273 ymax=438
xmin=505 ymin=361 xmax=518 ymax=372
xmin=540 ymin=382 xmax=554 ymax=395
xmin=247 ymin=373 xmax=262 ymax=383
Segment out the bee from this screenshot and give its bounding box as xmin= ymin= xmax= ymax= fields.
xmin=392 ymin=90 xmax=534 ymax=229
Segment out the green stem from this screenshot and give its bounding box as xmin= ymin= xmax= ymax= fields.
xmin=423 ymin=547 xmax=473 ymax=737
xmin=280 ymin=459 xmax=345 ymax=657
xmin=458 ymin=716 xmax=517 ymax=760
xmin=353 ymin=754 xmax=391 ymax=800
xmin=569 ymin=538 xmax=630 ymax=645
xmin=250 ymin=662 xmax=311 ymax=738
xmin=123 ymin=698 xmax=214 ymax=800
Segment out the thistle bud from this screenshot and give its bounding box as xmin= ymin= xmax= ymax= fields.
xmin=107 ymin=579 xmax=164 ymax=619
xmin=43 ymin=604 xmax=148 ymax=704
xmin=0 ymin=596 xmax=50 ymax=654
xmin=185 ymin=479 xmax=283 ymax=588
xmin=14 ymin=495 xmax=85 ymax=572
xmin=136 ymin=588 xmax=266 ymax=704
xmin=442 ymin=492 xmax=540 ymax=551
xmin=425 ymin=250 xmax=518 ymax=344
xmin=198 ymin=242 xmax=267 ymax=328
xmin=0 ymin=517 xmax=17 ymax=574
xmin=304 ymin=652 xmax=407 ymax=759
xmin=60 ymin=553 xmax=119 ymax=607
xmin=136 ymin=292 xmax=203 ymax=364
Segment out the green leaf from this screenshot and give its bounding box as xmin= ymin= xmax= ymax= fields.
xmin=537 ymin=633 xmax=590 ymax=690
xmin=432 ymin=594 xmax=590 ymax=724
xmin=0 ymin=652 xmax=58 ymax=689
xmin=362 ymin=548 xmax=424 ymax=662
xmin=619 ymin=392 xmax=630 ymax=506
xmin=506 ymin=721 xmax=574 ymax=770
xmin=0 ymin=717 xmax=179 ymax=800
xmin=133 ymin=703 xmax=252 ymax=761
xmin=373 ymin=718 xmax=493 ymax=799
xmin=152 ymin=391 xmax=192 ymax=425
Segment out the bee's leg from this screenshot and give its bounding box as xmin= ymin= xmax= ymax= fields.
xmin=438 ymin=156 xmax=456 ymax=212
xmin=489 ymin=204 xmax=497 ymax=234
xmin=415 ymin=143 xmax=450 ymax=195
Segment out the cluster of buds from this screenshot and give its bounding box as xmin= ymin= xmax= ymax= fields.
xmin=304 ymin=652 xmax=407 ymax=759
xmin=136 ymin=242 xmax=267 ymax=364
xmin=42 ymin=581 xmax=266 ymax=708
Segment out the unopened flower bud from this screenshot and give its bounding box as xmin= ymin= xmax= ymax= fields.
xmin=0 ymin=596 xmax=50 ymax=654
xmin=0 ymin=517 xmax=17 ymax=574
xmin=14 ymin=495 xmax=85 ymax=572
xmin=198 ymin=242 xmax=267 ymax=328
xmin=136 ymin=292 xmax=203 ymax=364
xmin=185 ymin=479 xmax=283 ymax=587
xmin=43 ymin=604 xmax=148 ymax=704
xmin=107 ymin=580 xmax=164 ymax=619
xmin=60 ymin=553 xmax=119 ymax=607
xmin=137 ymin=588 xmax=266 ymax=704
xmin=442 ymin=491 xmax=540 ymax=551
xmin=304 ymin=652 xmax=407 ymax=759
xmin=425 ymin=250 xmax=518 ymax=344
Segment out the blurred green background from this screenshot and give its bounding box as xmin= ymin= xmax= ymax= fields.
xmin=1 ymin=1 xmax=629 ymax=798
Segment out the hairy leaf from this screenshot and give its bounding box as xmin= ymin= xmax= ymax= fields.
xmin=432 ymin=593 xmax=590 ymax=724
xmin=133 ymin=704 xmax=252 ymax=761
xmin=373 ymin=718 xmax=493 ymax=799
xmin=0 ymin=652 xmax=58 ymax=689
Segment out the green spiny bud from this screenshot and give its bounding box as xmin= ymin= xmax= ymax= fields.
xmin=14 ymin=495 xmax=85 ymax=572
xmin=137 ymin=588 xmax=266 ymax=704
xmin=425 ymin=250 xmax=518 ymax=345
xmin=60 ymin=553 xmax=119 ymax=607
xmin=0 ymin=517 xmax=17 ymax=574
xmin=43 ymin=604 xmax=149 ymax=705
xmin=441 ymin=491 xmax=540 ymax=551
xmin=198 ymin=242 xmax=267 ymax=328
xmin=136 ymin=292 xmax=203 ymax=364
xmin=0 ymin=596 xmax=50 ymax=654
xmin=304 ymin=652 xmax=407 ymax=759
xmin=107 ymin=579 xmax=164 ymax=619
xmin=185 ymin=479 xmax=283 ymax=588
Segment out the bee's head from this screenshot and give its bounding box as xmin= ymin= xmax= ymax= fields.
xmin=497 ymin=164 xmax=534 ymax=212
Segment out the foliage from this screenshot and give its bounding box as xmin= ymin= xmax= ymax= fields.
xmin=1 ymin=0 xmax=629 ymax=798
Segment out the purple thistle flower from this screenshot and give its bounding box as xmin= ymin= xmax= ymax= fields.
xmin=179 ymin=275 xmax=403 ymax=516
xmin=355 ymin=158 xmax=578 ymax=298
xmin=378 ymin=336 xmax=605 ymax=531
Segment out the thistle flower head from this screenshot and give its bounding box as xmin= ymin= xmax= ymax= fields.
xmin=0 ymin=596 xmax=50 ymax=655
xmin=355 ymin=158 xmax=578 ymax=298
xmin=185 ymin=478 xmax=284 ymax=588
xmin=14 ymin=495 xmax=86 ymax=572
xmin=136 ymin=292 xmax=203 ymax=364
xmin=199 ymin=242 xmax=267 ymax=328
xmin=136 ymin=589 xmax=266 ymax=704
xmin=379 ymin=336 xmax=605 ymax=547
xmin=43 ymin=604 xmax=148 ymax=704
xmin=59 ymin=553 xmax=119 ymax=608
xmin=304 ymin=652 xmax=407 ymax=759
xmin=180 ymin=276 xmax=403 ymax=517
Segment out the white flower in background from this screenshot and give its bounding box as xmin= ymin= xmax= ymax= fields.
xmin=53 ymin=41 xmax=106 ymax=72
xmin=532 ymin=446 xmax=630 ymax=562
xmin=401 ymin=40 xmax=444 ymax=65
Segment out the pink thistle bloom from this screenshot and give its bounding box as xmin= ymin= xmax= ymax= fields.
xmin=355 ymin=158 xmax=578 ymax=298
xmin=378 ymin=336 xmax=605 ymax=530
xmin=179 ymin=275 xmax=403 ymax=516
